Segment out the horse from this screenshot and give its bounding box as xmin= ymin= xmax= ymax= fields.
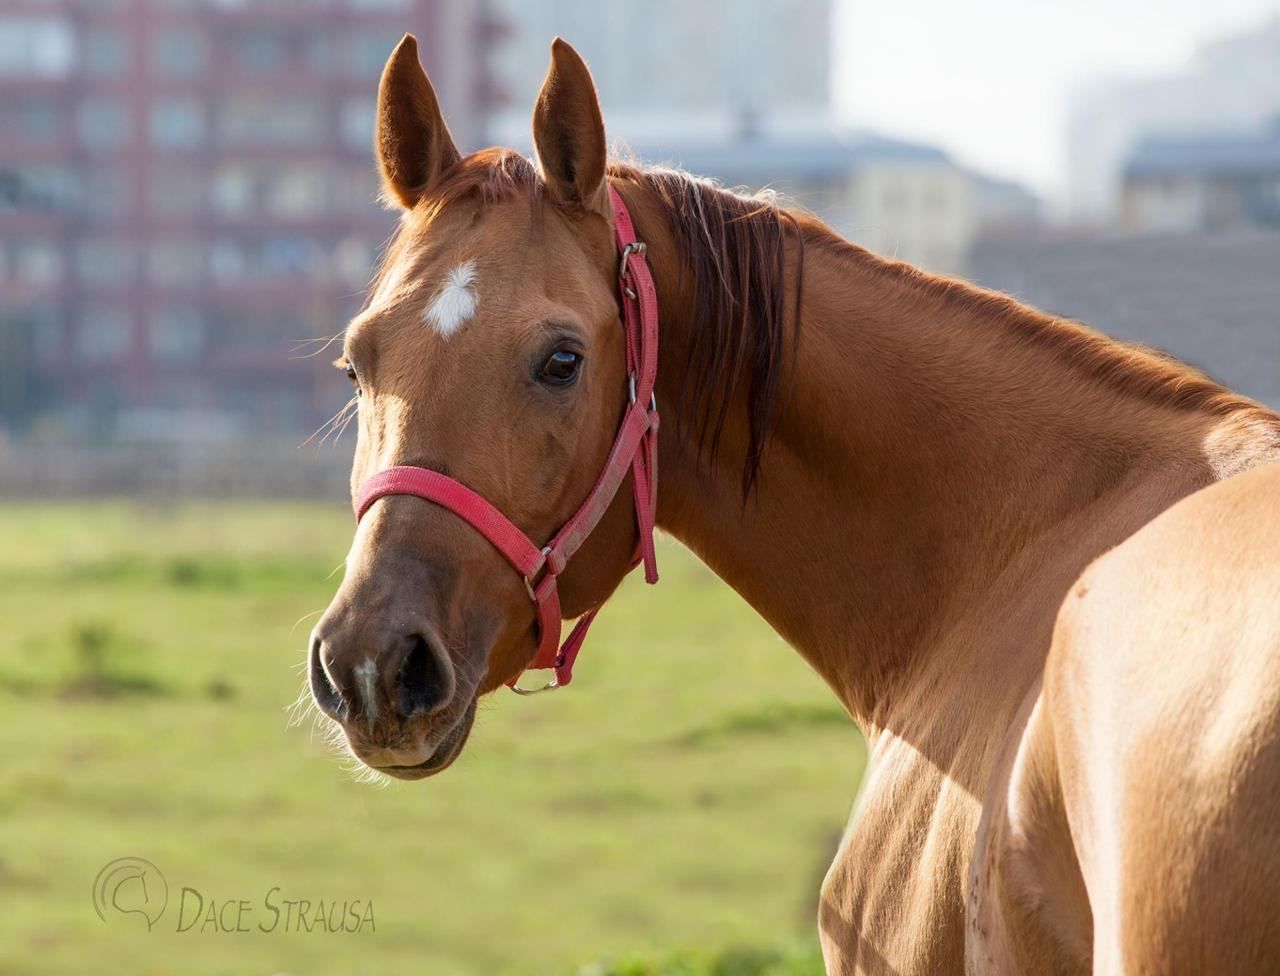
xmin=308 ymin=34 xmax=1280 ymax=974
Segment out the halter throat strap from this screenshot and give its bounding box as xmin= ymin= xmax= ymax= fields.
xmin=353 ymin=186 xmax=660 ymax=692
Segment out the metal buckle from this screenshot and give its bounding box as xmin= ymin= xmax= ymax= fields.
xmin=626 ymin=376 xmax=656 ymax=412
xmin=618 ymin=241 xmax=646 ymax=282
xmin=522 ymin=546 xmax=553 ymax=603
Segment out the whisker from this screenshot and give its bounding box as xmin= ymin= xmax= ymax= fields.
xmin=289 ymin=333 xmax=347 ymax=359
xmin=290 ymin=608 xmax=326 ymax=636
xmin=319 ymin=399 xmax=359 ymax=447
xmin=302 ymin=397 xmax=357 ymax=449
xmin=330 ymin=404 xmax=359 ymax=444
xmin=285 ymin=673 xmax=318 ymax=729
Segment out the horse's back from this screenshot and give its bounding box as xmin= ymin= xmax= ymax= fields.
xmin=1012 ymin=462 xmax=1280 ymax=973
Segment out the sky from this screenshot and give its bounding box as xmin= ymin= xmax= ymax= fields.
xmin=833 ymin=0 xmax=1280 ymax=204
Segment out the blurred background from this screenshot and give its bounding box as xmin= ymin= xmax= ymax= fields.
xmin=1 ymin=1 xmax=1278 ymax=974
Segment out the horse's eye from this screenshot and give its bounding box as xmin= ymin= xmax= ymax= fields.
xmin=345 ymin=364 xmax=360 ymax=391
xmin=539 ymin=350 xmax=581 ymax=386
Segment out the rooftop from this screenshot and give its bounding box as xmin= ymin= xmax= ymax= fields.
xmin=1124 ymin=122 xmax=1280 ymax=178
xmin=969 ymin=229 xmax=1280 ymax=408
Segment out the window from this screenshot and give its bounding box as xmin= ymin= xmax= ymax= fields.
xmin=77 ymin=96 xmax=129 ymax=150
xmin=0 ymin=19 xmax=74 ymax=78
xmin=2 ymin=166 xmax=76 ymax=213
xmin=150 ymin=97 xmax=205 ymax=149
xmin=334 ymin=237 xmax=375 ymax=288
xmin=262 ymin=236 xmax=321 ymax=277
xmin=348 ymin=30 xmax=401 ymax=76
xmin=209 ymin=240 xmax=247 ymax=283
xmin=2 ymin=97 xmax=58 ymax=143
xmin=237 ymin=30 xmax=287 ymax=72
xmin=15 ymin=240 xmax=62 ymax=286
xmin=77 ymin=306 xmax=132 ymax=364
xmin=148 ymin=241 xmax=205 ymax=286
xmin=151 ymin=27 xmax=206 ymax=77
xmin=148 ymin=306 xmax=205 ymax=363
xmin=84 ymin=27 xmax=127 ymax=76
xmin=211 ymin=166 xmax=255 ymax=215
xmin=220 ymin=96 xmax=322 ymax=147
xmin=341 ymin=98 xmax=375 ymax=149
xmin=149 ymin=166 xmax=205 ymax=217
xmin=77 ymin=239 xmax=137 ymax=286
xmin=267 ymin=167 xmax=325 ymax=217
xmin=81 ymin=168 xmax=130 ymax=219
xmin=28 ymin=304 xmax=64 ymax=364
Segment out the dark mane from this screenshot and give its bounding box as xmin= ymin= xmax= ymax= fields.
xmin=608 ymin=161 xmax=801 ymax=494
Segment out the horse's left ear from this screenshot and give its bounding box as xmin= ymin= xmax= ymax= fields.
xmin=532 ymin=39 xmax=609 ymax=215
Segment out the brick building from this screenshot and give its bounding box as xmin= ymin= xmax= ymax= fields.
xmin=0 ymin=0 xmax=495 ymax=439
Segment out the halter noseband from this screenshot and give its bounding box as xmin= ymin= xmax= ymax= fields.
xmin=353 ymin=187 xmax=661 ymax=694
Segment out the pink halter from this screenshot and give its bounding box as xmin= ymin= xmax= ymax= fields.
xmin=354 ymin=187 xmax=661 ymax=693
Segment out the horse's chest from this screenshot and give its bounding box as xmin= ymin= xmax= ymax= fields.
xmin=819 ymin=734 xmax=980 ymax=975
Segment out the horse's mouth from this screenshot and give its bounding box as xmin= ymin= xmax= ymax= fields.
xmin=372 ymin=698 xmax=477 ymax=781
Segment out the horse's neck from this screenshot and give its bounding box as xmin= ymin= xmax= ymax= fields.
xmin=647 ymin=210 xmax=1273 ymax=742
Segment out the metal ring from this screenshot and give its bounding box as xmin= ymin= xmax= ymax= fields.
xmin=628 ymin=373 xmax=637 ymax=405
xmin=522 ymin=546 xmax=553 ymax=602
xmin=508 ymin=675 xmax=560 ymax=696
xmin=618 ymin=241 xmax=646 ymax=280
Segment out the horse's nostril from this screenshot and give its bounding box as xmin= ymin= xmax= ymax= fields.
xmin=308 ymin=635 xmax=348 ymax=721
xmin=398 ymin=634 xmax=448 ymax=718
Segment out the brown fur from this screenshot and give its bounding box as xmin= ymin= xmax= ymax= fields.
xmin=312 ymin=34 xmax=1280 ymax=973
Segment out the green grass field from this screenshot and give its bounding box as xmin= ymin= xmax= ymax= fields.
xmin=0 ymin=503 xmax=864 ymax=975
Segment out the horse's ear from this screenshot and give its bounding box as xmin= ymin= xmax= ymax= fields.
xmin=532 ymin=39 xmax=608 ymax=215
xmin=375 ymin=34 xmax=460 ymax=209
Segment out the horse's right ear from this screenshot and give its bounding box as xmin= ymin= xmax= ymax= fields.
xmin=375 ymin=34 xmax=460 ymax=209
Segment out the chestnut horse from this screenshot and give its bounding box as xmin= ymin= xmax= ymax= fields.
xmin=310 ymin=35 xmax=1280 ymax=975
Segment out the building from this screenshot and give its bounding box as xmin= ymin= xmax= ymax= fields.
xmin=487 ymin=0 xmax=833 ymax=141
xmin=0 ymin=0 xmax=487 ymax=440
xmin=1065 ymin=15 xmax=1280 ymax=224
xmin=1119 ymin=124 xmax=1280 ymax=233
xmin=484 ymin=0 xmax=1035 ymax=278
xmin=969 ymin=230 xmax=1280 ymax=409
xmin=620 ymin=126 xmax=978 ymax=277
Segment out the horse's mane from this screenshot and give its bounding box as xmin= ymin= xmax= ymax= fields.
xmin=608 ymin=160 xmax=800 ymax=494
xmin=374 ymin=149 xmax=1275 ymax=495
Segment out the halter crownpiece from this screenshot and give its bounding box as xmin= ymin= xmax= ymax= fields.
xmin=353 ymin=186 xmax=661 ymax=694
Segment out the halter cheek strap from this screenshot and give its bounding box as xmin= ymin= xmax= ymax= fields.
xmin=353 ymin=187 xmax=660 ymax=693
